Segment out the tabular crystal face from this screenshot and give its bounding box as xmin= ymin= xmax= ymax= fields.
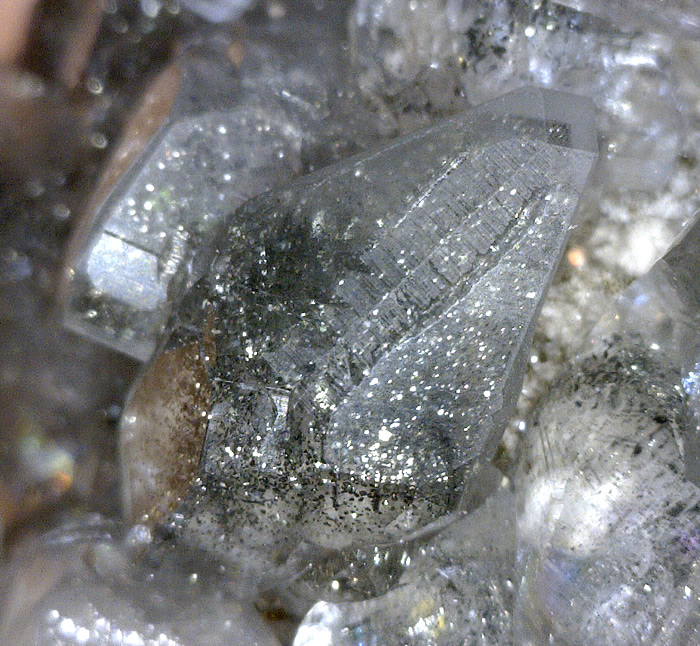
xmin=172 ymin=87 xmax=597 ymax=559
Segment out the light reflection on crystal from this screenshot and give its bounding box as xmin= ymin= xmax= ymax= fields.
xmin=2 ymin=516 xmax=282 ymax=646
xmin=66 ymin=1 xmax=373 ymax=362
xmin=294 ymin=486 xmax=516 ymax=646
xmin=1 ymin=0 xmax=699 ymax=644
xmin=163 ymin=88 xmax=596 ymax=614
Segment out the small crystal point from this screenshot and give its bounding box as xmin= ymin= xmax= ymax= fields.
xmin=660 ymin=212 xmax=700 ymax=315
xmin=176 ymin=86 xmax=597 ymax=560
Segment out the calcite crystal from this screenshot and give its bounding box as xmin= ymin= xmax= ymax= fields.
xmin=66 ymin=0 xmax=371 ymax=362
xmin=1 ymin=517 xmax=281 ymax=646
xmin=169 ymin=87 xmax=596 ymax=575
xmin=2 ymin=1 xmax=700 ymax=645
xmin=295 ymin=486 xmax=516 ymax=646
xmin=516 ymin=216 xmax=700 ymax=645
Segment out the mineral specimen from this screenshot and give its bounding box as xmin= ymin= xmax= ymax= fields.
xmin=168 ymin=86 xmax=597 ymax=582
xmin=515 ymin=215 xmax=700 ymax=645
xmin=349 ymin=0 xmax=686 ymax=191
xmin=1 ymin=515 xmax=282 ymax=645
xmin=2 ymin=1 xmax=699 ymax=645
xmin=553 ymin=0 xmax=700 ymax=38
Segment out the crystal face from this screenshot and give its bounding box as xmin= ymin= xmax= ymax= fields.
xmin=179 ymin=0 xmax=256 ymax=23
xmin=65 ymin=1 xmax=368 ymax=362
xmin=2 ymin=517 xmax=281 ymax=646
xmin=516 ymin=342 xmax=700 ymax=645
xmin=169 ymin=86 xmax=596 ymax=566
xmin=294 ymin=486 xmax=516 ymax=646
xmin=553 ymin=0 xmax=700 ymax=37
xmin=349 ymin=0 xmax=686 ymax=191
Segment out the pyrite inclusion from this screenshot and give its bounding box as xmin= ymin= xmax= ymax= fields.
xmin=177 ymin=87 xmax=597 ymax=552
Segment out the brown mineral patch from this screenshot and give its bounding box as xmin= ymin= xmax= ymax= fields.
xmin=57 ymin=1 xmax=104 ymax=89
xmin=227 ymin=41 xmax=246 ymax=68
xmin=0 ymin=0 xmax=37 ymax=65
xmin=121 ymin=319 xmax=214 ymax=523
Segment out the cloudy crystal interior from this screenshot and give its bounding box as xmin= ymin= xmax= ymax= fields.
xmin=0 ymin=1 xmax=699 ymax=645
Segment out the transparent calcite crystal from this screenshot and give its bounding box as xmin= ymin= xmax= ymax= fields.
xmin=515 ymin=216 xmax=700 ymax=645
xmin=349 ymin=0 xmax=519 ymax=124
xmin=294 ymin=485 xmax=516 ymax=646
xmin=170 ymin=87 xmax=597 ymax=573
xmin=179 ymin=0 xmax=256 ymax=23
xmin=1 ymin=516 xmax=281 ymax=646
xmin=65 ymin=1 xmax=368 ymax=362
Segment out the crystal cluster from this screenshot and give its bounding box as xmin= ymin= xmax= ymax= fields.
xmin=295 ymin=486 xmax=517 ymax=646
xmin=67 ymin=0 xmax=374 ymax=361
xmin=168 ymin=86 xmax=597 ymax=581
xmin=1 ymin=1 xmax=699 ymax=645
xmin=3 ymin=517 xmax=282 ymax=645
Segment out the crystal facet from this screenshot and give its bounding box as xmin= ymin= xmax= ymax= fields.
xmin=2 ymin=516 xmax=282 ymax=645
xmin=294 ymin=486 xmax=516 ymax=646
xmin=65 ymin=1 xmax=368 ymax=362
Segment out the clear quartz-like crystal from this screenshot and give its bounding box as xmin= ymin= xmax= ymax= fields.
xmin=65 ymin=1 xmax=368 ymax=362
xmin=515 ymin=216 xmax=700 ymax=645
xmin=2 ymin=516 xmax=281 ymax=646
xmin=349 ymin=0 xmax=686 ymax=191
xmin=553 ymin=0 xmax=700 ymax=38
xmin=3 ymin=1 xmax=700 ymax=644
xmin=294 ymin=485 xmax=516 ymax=646
xmin=170 ymin=87 xmax=596 ymax=575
